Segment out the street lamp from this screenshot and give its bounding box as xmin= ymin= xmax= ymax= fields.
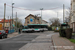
xmin=12 ymin=3 xmax=14 ymax=29
xmin=40 ymin=8 xmax=43 ymax=24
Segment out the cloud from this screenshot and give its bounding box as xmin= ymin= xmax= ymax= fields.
xmin=0 ymin=0 xmax=71 ymax=24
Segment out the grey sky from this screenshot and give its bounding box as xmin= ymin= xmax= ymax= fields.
xmin=0 ymin=0 xmax=71 ymax=24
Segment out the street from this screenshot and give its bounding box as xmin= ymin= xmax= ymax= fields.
xmin=0 ymin=31 xmax=55 ymax=50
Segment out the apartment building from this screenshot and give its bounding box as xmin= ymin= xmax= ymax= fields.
xmin=70 ymin=0 xmax=75 ymax=32
xmin=24 ymin=14 xmax=41 ymax=26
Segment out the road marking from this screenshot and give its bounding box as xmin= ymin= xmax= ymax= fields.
xmin=47 ymin=34 xmax=54 ymax=36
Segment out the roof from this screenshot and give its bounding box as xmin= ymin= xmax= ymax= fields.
xmin=0 ymin=19 xmax=12 ymax=23
xmin=61 ymin=24 xmax=68 ymax=26
xmin=25 ymin=14 xmax=35 ymax=19
xmin=42 ymin=20 xmax=48 ymax=23
xmin=25 ymin=14 xmax=41 ymax=19
xmin=28 ymin=24 xmax=47 ymax=25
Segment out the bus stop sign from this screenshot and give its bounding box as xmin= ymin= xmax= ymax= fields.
xmin=30 ymin=19 xmax=33 ymax=22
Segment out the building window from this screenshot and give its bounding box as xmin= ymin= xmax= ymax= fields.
xmin=27 ymin=21 xmax=29 ymax=24
xmin=73 ymin=5 xmax=75 ymax=10
xmin=6 ymin=23 xmax=9 ymax=26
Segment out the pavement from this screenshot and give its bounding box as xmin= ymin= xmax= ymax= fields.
xmin=7 ymin=32 xmax=20 ymax=38
xmin=52 ymin=33 xmax=75 ymax=50
xmin=0 ymin=31 xmax=55 ymax=50
xmin=19 ymin=31 xmax=55 ymax=50
xmin=2 ymin=31 xmax=75 ymax=50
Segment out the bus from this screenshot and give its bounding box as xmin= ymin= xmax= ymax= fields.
xmin=22 ymin=24 xmax=48 ymax=33
xmin=28 ymin=24 xmax=48 ymax=32
xmin=22 ymin=26 xmax=34 ymax=33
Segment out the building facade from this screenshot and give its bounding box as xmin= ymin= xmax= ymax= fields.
xmin=70 ymin=0 xmax=75 ymax=32
xmin=0 ymin=19 xmax=15 ymax=29
xmin=24 ymin=14 xmax=41 ymax=26
xmin=42 ymin=20 xmax=50 ymax=26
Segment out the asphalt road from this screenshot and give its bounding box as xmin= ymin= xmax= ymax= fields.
xmin=0 ymin=33 xmax=38 ymax=50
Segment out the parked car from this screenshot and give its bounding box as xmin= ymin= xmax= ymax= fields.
xmin=0 ymin=30 xmax=8 ymax=39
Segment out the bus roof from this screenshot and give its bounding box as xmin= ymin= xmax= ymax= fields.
xmin=28 ymin=24 xmax=47 ymax=25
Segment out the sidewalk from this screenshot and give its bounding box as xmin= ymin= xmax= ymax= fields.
xmin=52 ymin=33 xmax=75 ymax=50
xmin=8 ymin=32 xmax=20 ymax=38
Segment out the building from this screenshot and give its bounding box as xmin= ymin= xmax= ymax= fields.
xmin=42 ymin=20 xmax=50 ymax=26
xmin=24 ymin=14 xmax=41 ymax=26
xmin=70 ymin=0 xmax=75 ymax=32
xmin=0 ymin=19 xmax=15 ymax=29
xmin=24 ymin=14 xmax=50 ymax=26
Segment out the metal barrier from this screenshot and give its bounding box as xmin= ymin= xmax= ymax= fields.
xmin=8 ymin=29 xmax=15 ymax=34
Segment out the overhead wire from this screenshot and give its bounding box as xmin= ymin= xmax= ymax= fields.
xmin=6 ymin=4 xmax=62 ymax=11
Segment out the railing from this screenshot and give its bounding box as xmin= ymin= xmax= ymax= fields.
xmin=8 ymin=29 xmax=15 ymax=34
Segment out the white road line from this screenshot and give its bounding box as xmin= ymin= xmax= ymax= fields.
xmin=47 ymin=34 xmax=55 ymax=36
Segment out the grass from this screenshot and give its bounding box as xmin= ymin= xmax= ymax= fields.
xmin=69 ymin=39 xmax=75 ymax=43
xmin=72 ymin=33 xmax=75 ymax=35
xmin=69 ymin=33 xmax=75 ymax=43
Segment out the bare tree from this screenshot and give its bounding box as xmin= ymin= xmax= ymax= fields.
xmin=14 ymin=17 xmax=22 ymax=28
xmin=49 ymin=18 xmax=61 ymax=26
xmin=65 ymin=7 xmax=71 ymax=23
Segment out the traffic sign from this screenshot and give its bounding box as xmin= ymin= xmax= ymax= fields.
xmin=12 ymin=24 xmax=15 ymax=27
xmin=30 ymin=19 xmax=33 ymax=22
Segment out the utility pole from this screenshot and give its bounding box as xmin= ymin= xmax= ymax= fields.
xmin=63 ymin=4 xmax=65 ymax=23
xmin=12 ymin=3 xmax=14 ymax=29
xmin=40 ymin=8 xmax=43 ymax=24
xmin=8 ymin=16 xmax=9 ymax=29
xmin=3 ymin=3 xmax=6 ymax=30
xmin=57 ymin=12 xmax=58 ymax=26
xmin=16 ymin=12 xmax=17 ymax=32
xmin=10 ymin=16 xmax=11 ymax=30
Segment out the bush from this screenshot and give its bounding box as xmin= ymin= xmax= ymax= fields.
xmin=48 ymin=27 xmax=52 ymax=31
xmin=59 ymin=29 xmax=66 ymax=37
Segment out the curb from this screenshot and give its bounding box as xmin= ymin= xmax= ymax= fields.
xmin=51 ymin=35 xmax=57 ymax=50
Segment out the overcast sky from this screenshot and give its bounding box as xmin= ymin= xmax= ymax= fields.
xmin=0 ymin=0 xmax=71 ymax=25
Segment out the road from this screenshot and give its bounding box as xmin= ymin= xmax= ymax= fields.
xmin=0 ymin=31 xmax=56 ymax=50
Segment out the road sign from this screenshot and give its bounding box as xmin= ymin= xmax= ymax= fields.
xmin=30 ymin=19 xmax=33 ymax=22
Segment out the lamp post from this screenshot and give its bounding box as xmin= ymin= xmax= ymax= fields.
xmin=40 ymin=8 xmax=43 ymax=24
xmin=16 ymin=12 xmax=17 ymax=32
xmin=12 ymin=3 xmax=14 ymax=29
xmin=63 ymin=4 xmax=65 ymax=23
